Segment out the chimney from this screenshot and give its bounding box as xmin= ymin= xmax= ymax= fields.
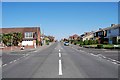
xmin=111 ymin=24 xmax=115 ymax=27
xmin=99 ymin=28 xmax=102 ymax=30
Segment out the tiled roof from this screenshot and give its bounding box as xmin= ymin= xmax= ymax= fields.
xmin=94 ymin=24 xmax=120 ymax=32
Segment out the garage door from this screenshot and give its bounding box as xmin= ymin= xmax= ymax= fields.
xmin=22 ymin=41 xmax=33 ymax=46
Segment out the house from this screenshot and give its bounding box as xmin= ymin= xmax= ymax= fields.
xmin=82 ymin=32 xmax=94 ymax=41
xmin=94 ymin=28 xmax=107 ymax=44
xmin=69 ymin=34 xmax=79 ymax=41
xmin=104 ymin=24 xmax=120 ymax=44
xmin=94 ymin=24 xmax=120 ymax=44
xmin=0 ymin=27 xmax=41 ymax=48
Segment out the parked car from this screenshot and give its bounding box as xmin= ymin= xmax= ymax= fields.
xmin=64 ymin=42 xmax=69 ymax=46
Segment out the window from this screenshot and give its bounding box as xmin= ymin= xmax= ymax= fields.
xmin=108 ymin=30 xmax=111 ymax=33
xmin=119 ymin=27 xmax=120 ymax=36
xmin=94 ymin=33 xmax=96 ymax=36
xmin=25 ymin=32 xmax=33 ymax=38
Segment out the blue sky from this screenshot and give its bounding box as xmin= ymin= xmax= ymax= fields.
xmin=2 ymin=2 xmax=118 ymax=40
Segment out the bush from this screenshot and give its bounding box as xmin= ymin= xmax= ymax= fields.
xmin=79 ymin=41 xmax=84 ymax=45
xmin=118 ymin=39 xmax=120 ymax=44
xmin=46 ymin=42 xmax=49 ymax=45
xmin=103 ymin=41 xmax=108 ymax=44
xmin=88 ymin=40 xmax=93 ymax=45
xmin=74 ymin=42 xmax=77 ymax=45
xmin=97 ymin=44 xmax=103 ymax=49
xmin=84 ymin=40 xmax=89 ymax=45
xmin=104 ymin=47 xmax=113 ymax=49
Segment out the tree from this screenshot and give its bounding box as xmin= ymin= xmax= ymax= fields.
xmin=2 ymin=32 xmax=22 ymax=46
xmin=84 ymin=40 xmax=89 ymax=45
xmin=12 ymin=32 xmax=22 ymax=46
xmin=2 ymin=33 xmax=12 ymax=46
xmin=47 ymin=36 xmax=55 ymax=42
xmin=0 ymin=34 xmax=2 ymax=43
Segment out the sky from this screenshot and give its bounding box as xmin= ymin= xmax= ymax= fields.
xmin=2 ymin=2 xmax=118 ymax=40
xmin=1 ymin=0 xmax=120 ymax=2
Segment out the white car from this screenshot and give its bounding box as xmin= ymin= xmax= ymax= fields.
xmin=64 ymin=42 xmax=69 ymax=46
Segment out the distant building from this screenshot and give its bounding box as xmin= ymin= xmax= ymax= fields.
xmin=82 ymin=32 xmax=94 ymax=41
xmin=69 ymin=34 xmax=79 ymax=41
xmin=0 ymin=27 xmax=41 ymax=48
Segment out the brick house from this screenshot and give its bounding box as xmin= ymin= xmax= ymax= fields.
xmin=0 ymin=27 xmax=41 ymax=48
xmin=69 ymin=34 xmax=79 ymax=41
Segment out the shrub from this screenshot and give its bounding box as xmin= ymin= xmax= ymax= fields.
xmin=97 ymin=44 xmax=103 ymax=49
xmin=79 ymin=41 xmax=84 ymax=45
xmin=74 ymin=42 xmax=77 ymax=45
xmin=118 ymin=39 xmax=120 ymax=44
xmin=88 ymin=40 xmax=93 ymax=45
xmin=84 ymin=40 xmax=89 ymax=45
xmin=103 ymin=41 xmax=108 ymax=44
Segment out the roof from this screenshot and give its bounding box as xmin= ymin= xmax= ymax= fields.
xmin=0 ymin=27 xmax=40 ymax=34
xmin=104 ymin=24 xmax=120 ymax=30
xmin=94 ymin=24 xmax=120 ymax=33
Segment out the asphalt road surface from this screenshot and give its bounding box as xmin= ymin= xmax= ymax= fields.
xmin=2 ymin=42 xmax=119 ymax=78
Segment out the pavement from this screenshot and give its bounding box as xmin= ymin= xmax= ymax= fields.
xmin=2 ymin=42 xmax=119 ymax=78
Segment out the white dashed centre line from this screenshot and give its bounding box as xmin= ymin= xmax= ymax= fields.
xmin=59 ymin=49 xmax=60 ymax=52
xmin=59 ymin=59 xmax=62 ymax=75
xmin=59 ymin=53 xmax=61 ymax=57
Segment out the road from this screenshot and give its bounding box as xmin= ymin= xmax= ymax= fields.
xmin=2 ymin=42 xmax=119 ymax=79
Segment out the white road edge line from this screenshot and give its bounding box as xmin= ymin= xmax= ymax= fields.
xmin=34 ymin=51 xmax=37 ymax=52
xmin=59 ymin=59 xmax=62 ymax=75
xmin=72 ymin=46 xmax=120 ymax=65
xmin=59 ymin=53 xmax=61 ymax=57
xmin=13 ymin=60 xmax=17 ymax=62
xmin=9 ymin=61 xmax=13 ymax=64
xmin=17 ymin=58 xmax=20 ymax=61
xmin=3 ymin=64 xmax=7 ymax=67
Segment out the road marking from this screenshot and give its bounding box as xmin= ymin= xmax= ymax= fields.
xmin=34 ymin=51 xmax=37 ymax=52
xmin=112 ymin=62 xmax=117 ymax=64
xmin=105 ymin=51 xmax=118 ymax=52
xmin=17 ymin=58 xmax=20 ymax=61
xmin=71 ymin=46 xmax=120 ymax=65
xmin=59 ymin=49 xmax=60 ymax=52
xmin=26 ymin=54 xmax=29 ymax=56
xmin=23 ymin=56 xmax=26 ymax=57
xmin=13 ymin=60 xmax=17 ymax=62
xmin=59 ymin=53 xmax=61 ymax=57
xmin=9 ymin=61 xmax=13 ymax=64
xmin=3 ymin=64 xmax=7 ymax=67
xmin=59 ymin=59 xmax=62 ymax=75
